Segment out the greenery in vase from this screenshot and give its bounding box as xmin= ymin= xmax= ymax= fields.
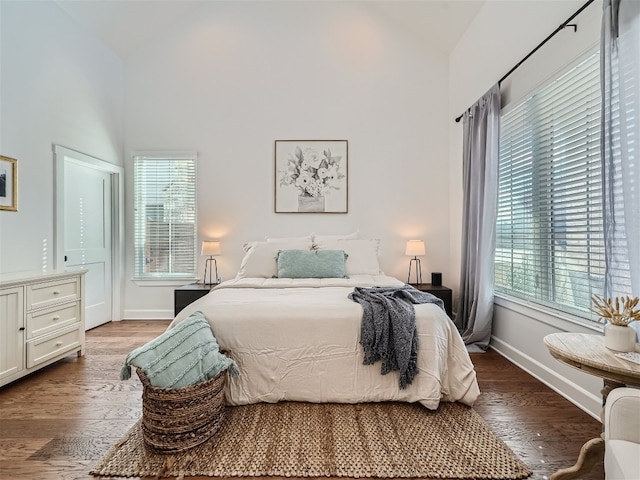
xmin=591 ymin=295 xmax=640 ymax=326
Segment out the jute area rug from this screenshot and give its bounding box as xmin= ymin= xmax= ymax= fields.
xmin=91 ymin=401 xmax=532 ymax=479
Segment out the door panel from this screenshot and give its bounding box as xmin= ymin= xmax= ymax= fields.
xmin=64 ymin=160 xmax=112 ymax=329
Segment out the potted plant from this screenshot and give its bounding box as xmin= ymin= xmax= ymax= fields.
xmin=592 ymin=295 xmax=640 ymax=352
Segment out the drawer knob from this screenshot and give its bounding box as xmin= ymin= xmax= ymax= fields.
xmin=19 ymin=327 xmax=25 ymax=331
xmin=53 ymin=291 xmax=60 ymax=295
xmin=55 ymin=341 xmax=63 ymax=347
xmin=52 ymin=316 xmax=60 ymax=321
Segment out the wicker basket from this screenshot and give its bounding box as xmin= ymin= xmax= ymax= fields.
xmin=136 ymin=368 xmax=226 ymax=454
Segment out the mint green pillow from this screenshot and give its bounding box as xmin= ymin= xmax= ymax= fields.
xmin=120 ymin=311 xmax=238 ymax=388
xmin=276 ymin=249 xmax=348 ymax=278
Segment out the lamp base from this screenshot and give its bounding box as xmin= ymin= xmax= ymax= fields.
xmin=203 ymin=257 xmax=220 ymax=285
xmin=407 ymin=257 xmax=422 ymax=285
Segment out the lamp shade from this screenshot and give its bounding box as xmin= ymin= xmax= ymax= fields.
xmin=405 ymin=240 xmax=425 ymax=256
xmin=201 ymin=240 xmax=221 ymax=256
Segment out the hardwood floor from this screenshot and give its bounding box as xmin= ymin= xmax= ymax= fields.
xmin=0 ymin=320 xmax=604 ymax=480
xmin=471 ymin=352 xmax=604 ymax=479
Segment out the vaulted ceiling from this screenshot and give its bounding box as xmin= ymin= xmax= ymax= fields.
xmin=54 ymin=0 xmax=485 ymax=60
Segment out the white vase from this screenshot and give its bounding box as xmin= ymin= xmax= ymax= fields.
xmin=604 ymin=324 xmax=637 ymax=352
xmin=298 ymin=195 xmax=325 ymax=213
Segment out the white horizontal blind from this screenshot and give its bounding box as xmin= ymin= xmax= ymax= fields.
xmin=134 ymin=154 xmax=197 ymax=280
xmin=496 ymin=51 xmax=603 ymax=320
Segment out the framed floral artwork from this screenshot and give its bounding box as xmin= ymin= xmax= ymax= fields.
xmin=0 ymin=155 xmax=17 ymax=212
xmin=274 ymin=140 xmax=348 ymax=213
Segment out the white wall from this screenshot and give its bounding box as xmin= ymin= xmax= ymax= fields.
xmin=0 ymin=1 xmax=123 ymax=276
xmin=448 ymin=0 xmax=604 ymax=419
xmin=123 ymin=1 xmax=452 ymax=319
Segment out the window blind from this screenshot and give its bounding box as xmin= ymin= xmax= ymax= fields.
xmin=133 ymin=154 xmax=197 ymax=280
xmin=496 ymin=51 xmax=604 ymax=320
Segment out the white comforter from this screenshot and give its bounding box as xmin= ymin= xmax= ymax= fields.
xmin=170 ymin=275 xmax=480 ymax=409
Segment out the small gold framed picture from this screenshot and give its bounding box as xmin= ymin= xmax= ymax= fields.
xmin=0 ymin=155 xmax=18 ymax=212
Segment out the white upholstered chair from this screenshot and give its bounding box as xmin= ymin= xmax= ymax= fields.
xmin=604 ymin=387 xmax=640 ymax=479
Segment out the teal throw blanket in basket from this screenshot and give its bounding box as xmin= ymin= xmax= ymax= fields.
xmin=120 ymin=310 xmax=238 ymax=388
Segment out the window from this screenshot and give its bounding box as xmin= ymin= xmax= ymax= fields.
xmin=133 ymin=152 xmax=197 ymax=280
xmin=495 ymin=51 xmax=604 ymax=321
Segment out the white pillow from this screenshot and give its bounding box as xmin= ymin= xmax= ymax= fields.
xmin=314 ymin=238 xmax=380 ymax=275
xmin=312 ymin=231 xmax=359 ymax=242
xmin=237 ymin=240 xmax=313 ymax=278
xmin=266 ymin=235 xmax=312 ymax=243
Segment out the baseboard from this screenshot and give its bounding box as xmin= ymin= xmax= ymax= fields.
xmin=123 ymin=309 xmax=174 ymax=320
xmin=490 ymin=337 xmax=602 ymax=421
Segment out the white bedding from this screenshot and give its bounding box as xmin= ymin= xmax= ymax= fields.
xmin=170 ymin=275 xmax=480 ymax=409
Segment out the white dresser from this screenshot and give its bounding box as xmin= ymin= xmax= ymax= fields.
xmin=0 ymin=270 xmax=86 ymax=387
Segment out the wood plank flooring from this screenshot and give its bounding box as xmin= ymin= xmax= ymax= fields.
xmin=0 ymin=320 xmax=604 ymax=480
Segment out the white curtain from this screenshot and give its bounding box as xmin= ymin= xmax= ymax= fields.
xmin=456 ymin=84 xmax=500 ymax=351
xmin=601 ymin=0 xmax=640 ymax=338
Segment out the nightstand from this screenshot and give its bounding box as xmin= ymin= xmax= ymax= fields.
xmin=174 ymin=283 xmax=213 ymax=316
xmin=409 ymin=283 xmax=453 ymax=318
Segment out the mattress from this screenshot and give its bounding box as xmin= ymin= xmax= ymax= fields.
xmin=169 ymin=275 xmax=480 ymax=409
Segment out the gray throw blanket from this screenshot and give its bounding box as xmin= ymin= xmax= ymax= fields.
xmin=348 ymin=285 xmax=445 ymax=389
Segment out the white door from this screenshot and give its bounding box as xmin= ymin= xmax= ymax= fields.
xmin=64 ymin=160 xmax=112 ymax=330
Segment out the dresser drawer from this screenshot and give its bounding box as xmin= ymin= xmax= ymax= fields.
xmin=26 ymin=302 xmax=80 ymax=340
xmin=26 ymin=326 xmax=81 ymax=368
xmin=27 ymin=278 xmax=79 ymax=311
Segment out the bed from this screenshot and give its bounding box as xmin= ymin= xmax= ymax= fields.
xmin=169 ymin=269 xmax=480 ymax=410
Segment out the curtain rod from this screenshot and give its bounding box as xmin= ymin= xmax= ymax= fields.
xmin=454 ymin=0 xmax=596 ymax=123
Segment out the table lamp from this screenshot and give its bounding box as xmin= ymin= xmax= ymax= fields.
xmin=405 ymin=240 xmax=425 ymax=285
xmin=201 ymin=240 xmax=221 ymax=285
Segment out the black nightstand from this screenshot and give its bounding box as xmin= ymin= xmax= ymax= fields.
xmin=174 ymin=283 xmax=213 ymax=316
xmin=409 ymin=283 xmax=453 ymax=318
